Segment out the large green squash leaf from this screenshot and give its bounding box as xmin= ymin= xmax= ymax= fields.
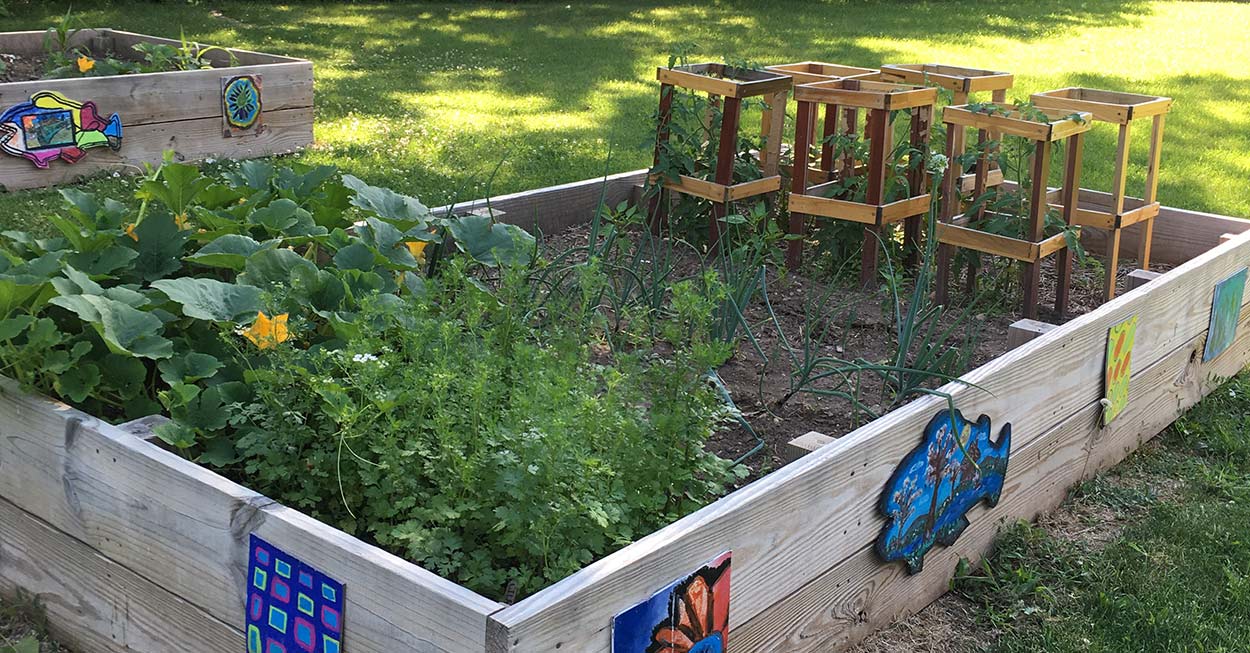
xmin=151 ymin=277 xmax=264 ymax=322
xmin=447 ymin=215 xmax=536 ymax=267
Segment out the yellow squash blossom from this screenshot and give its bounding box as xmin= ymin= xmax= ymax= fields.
xmin=242 ymin=312 xmax=290 ymax=350
xmin=405 ymin=240 xmax=429 ymax=265
xmin=174 ymin=212 xmax=191 ymax=231
xmin=123 ymin=223 xmax=138 ymax=242
xmin=76 ymin=55 xmax=95 ymax=73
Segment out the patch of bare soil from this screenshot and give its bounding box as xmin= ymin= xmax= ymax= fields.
xmin=849 ymin=594 xmax=992 ymax=653
xmin=1044 ymin=439 xmax=1182 ymax=551
xmin=542 ymin=222 xmax=1172 ymax=480
xmin=0 ymin=53 xmax=44 ymax=83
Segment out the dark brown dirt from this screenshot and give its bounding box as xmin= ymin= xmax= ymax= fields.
xmin=541 ymin=223 xmax=1173 ymax=480
xmin=0 ymin=52 xmax=44 ymax=83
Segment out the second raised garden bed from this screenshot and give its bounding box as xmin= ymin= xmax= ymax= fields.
xmin=0 ymin=28 xmax=313 ymax=191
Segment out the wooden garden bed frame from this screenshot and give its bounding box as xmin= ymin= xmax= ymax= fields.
xmin=0 ymin=28 xmax=313 ymax=191
xmin=2 ymin=167 xmax=1249 ymax=653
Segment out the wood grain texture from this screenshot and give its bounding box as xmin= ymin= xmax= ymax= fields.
xmin=488 ymin=228 xmax=1250 ymax=653
xmin=0 ymin=378 xmax=502 ymax=653
xmin=0 ymin=106 xmax=313 ymax=192
xmin=0 ymin=62 xmax=313 ymax=125
xmin=0 ymin=496 xmax=242 ymax=653
xmin=432 ymin=169 xmax=648 ymax=237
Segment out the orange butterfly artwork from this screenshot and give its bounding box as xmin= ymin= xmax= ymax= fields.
xmin=1103 ymin=315 xmax=1139 ymax=426
xmin=613 ymin=551 xmax=731 ymax=653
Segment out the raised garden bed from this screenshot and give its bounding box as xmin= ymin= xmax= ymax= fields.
xmin=0 ymin=28 xmax=313 ymax=191
xmin=0 ymin=160 xmax=1247 ymax=653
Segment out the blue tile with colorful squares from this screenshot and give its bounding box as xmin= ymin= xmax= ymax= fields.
xmin=247 ymin=534 xmax=345 ymax=653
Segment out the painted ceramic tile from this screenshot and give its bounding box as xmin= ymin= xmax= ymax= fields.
xmin=1103 ymin=315 xmax=1139 ymax=426
xmin=222 ymin=74 xmax=264 ymax=137
xmin=877 ymin=409 xmax=1011 ymax=574
xmin=612 ymin=551 xmax=731 ymax=653
xmin=246 ymin=534 xmax=344 ymax=653
xmin=0 ymin=91 xmax=122 ymax=168
xmin=1204 ymin=267 xmax=1247 ymax=362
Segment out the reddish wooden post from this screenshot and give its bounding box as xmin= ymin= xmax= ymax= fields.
xmin=861 ymin=106 xmax=889 ymax=288
xmin=710 ymin=95 xmax=742 ymax=251
xmin=841 ymin=106 xmax=858 ymax=176
xmin=935 ymin=122 xmax=965 ymax=307
xmin=1055 ymin=131 xmax=1085 ymax=317
xmin=964 ymin=128 xmax=991 ymax=295
xmin=649 ymin=83 xmax=675 ymax=234
xmin=819 ymin=103 xmax=840 ymax=174
xmin=787 ymin=99 xmax=817 ymax=269
xmin=1021 ymin=140 xmax=1053 ymax=319
xmin=904 ymin=105 xmax=930 ymax=269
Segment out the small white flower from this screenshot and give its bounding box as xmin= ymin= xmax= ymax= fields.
xmin=352 ymin=353 xmax=380 ymax=363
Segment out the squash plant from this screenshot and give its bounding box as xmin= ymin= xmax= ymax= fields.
xmin=0 ymin=158 xmax=534 ymax=451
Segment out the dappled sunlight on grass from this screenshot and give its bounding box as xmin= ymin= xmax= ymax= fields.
xmin=0 ymin=0 xmax=1247 ymax=224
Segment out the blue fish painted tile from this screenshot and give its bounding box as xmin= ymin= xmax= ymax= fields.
xmin=246 ymin=534 xmax=344 ymax=653
xmin=877 ymin=409 xmax=1011 ymax=573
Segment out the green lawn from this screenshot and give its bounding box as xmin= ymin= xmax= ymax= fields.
xmin=956 ymin=372 xmax=1250 ymax=652
xmin=1 ymin=0 xmax=1249 ymax=236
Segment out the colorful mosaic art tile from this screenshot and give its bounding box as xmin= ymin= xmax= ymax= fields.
xmin=247 ymin=534 xmax=344 ymax=653
xmin=612 ymin=551 xmax=731 ymax=653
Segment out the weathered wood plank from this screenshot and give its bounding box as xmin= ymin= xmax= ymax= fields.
xmin=0 ymin=106 xmax=313 ymax=192
xmin=0 ymin=29 xmax=101 ymax=56
xmin=0 ymin=61 xmax=313 ymax=125
xmin=432 ymin=168 xmax=648 ymax=237
xmin=487 ymin=229 xmax=1250 ymax=653
xmin=0 ymin=496 xmax=241 ymax=653
xmin=0 ymin=378 xmax=502 ymax=653
xmin=103 ymin=29 xmax=301 ymax=66
xmin=1077 ymin=189 xmax=1250 ymax=265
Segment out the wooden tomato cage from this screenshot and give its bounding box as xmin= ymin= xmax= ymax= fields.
xmin=0 ymin=29 xmax=313 ymax=191
xmin=1031 ymin=87 xmax=1173 ymax=300
xmin=935 ymin=104 xmax=1093 ymax=319
xmin=650 ymin=63 xmax=790 ymax=242
xmin=759 ymin=61 xmax=878 ymax=175
xmin=2 ymin=164 xmax=1250 ymax=653
xmin=785 ymin=78 xmax=937 ymax=283
xmin=880 ymin=63 xmax=1014 ymax=193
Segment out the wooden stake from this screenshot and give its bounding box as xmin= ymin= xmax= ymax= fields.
xmin=1056 ymin=132 xmax=1084 ymax=317
xmin=1139 ymin=114 xmax=1165 ymax=268
xmin=1022 ymin=140 xmax=1052 ymax=319
xmin=861 ymin=108 xmax=889 ymax=287
xmin=1102 ymin=121 xmax=1133 ymax=299
xmin=820 ymin=103 xmax=840 ymax=172
xmin=903 ymin=105 xmax=930 ymax=269
xmin=935 ymin=122 xmax=965 ymax=307
xmin=710 ymin=95 xmax=741 ymax=251
xmin=649 ymin=83 xmax=675 ymax=234
xmin=787 ymin=99 xmax=817 ymax=269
